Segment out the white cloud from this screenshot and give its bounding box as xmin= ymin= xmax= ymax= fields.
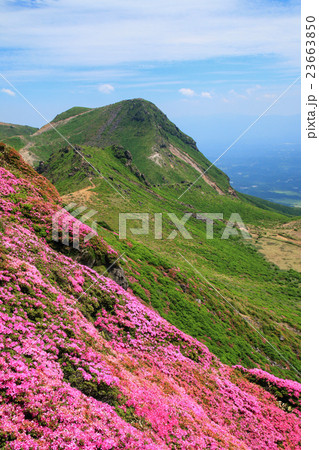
xmin=179 ymin=88 xmax=195 ymax=97
xmin=201 ymin=91 xmax=213 ymax=99
xmin=98 ymin=83 xmax=114 ymax=94
xmin=1 ymin=88 xmax=15 ymax=96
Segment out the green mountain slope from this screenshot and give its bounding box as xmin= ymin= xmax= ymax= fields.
xmin=22 ymin=99 xmax=231 ymax=191
xmin=51 ymin=106 xmax=92 ymax=123
xmin=0 ymin=122 xmax=38 ymax=150
xmin=1 ymin=100 xmax=301 ymax=380
xmin=36 ymin=158 xmax=300 ymax=380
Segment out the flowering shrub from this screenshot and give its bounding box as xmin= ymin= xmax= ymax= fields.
xmin=0 ymin=143 xmax=118 ymax=267
xmin=233 ymin=365 xmax=301 ymax=411
xmin=0 ymin=144 xmax=301 ymax=448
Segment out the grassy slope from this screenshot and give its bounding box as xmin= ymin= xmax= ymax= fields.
xmin=51 ymin=106 xmax=91 ymax=123
xmin=238 ymin=192 xmax=300 ymax=217
xmin=41 ymin=143 xmax=301 ymax=381
xmin=2 ymin=100 xmax=301 ymax=379
xmin=0 ymin=123 xmax=38 ymax=150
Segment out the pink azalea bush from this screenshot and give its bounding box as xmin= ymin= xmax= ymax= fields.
xmin=0 ymin=144 xmax=301 ymax=448
xmin=233 ymin=365 xmax=301 ymax=410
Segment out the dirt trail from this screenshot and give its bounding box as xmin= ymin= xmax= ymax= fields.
xmin=19 ymin=142 xmax=39 ymax=167
xmin=32 ymin=109 xmax=93 ymax=136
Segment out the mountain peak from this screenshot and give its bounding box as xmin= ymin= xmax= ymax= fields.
xmin=20 ymin=99 xmax=231 ymax=191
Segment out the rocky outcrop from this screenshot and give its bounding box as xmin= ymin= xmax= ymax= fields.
xmin=112 ymin=144 xmax=151 ymax=187
xmin=37 ymin=145 xmax=95 ymax=178
xmin=58 ymin=244 xmax=128 ymax=290
xmin=108 ymin=266 xmax=128 ymax=290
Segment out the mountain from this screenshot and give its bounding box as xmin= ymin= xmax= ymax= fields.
xmin=0 ymin=100 xmax=301 ymax=383
xmin=11 ymin=99 xmax=232 ymax=192
xmin=0 ymin=143 xmax=301 ymax=448
xmin=6 ymin=98 xmax=299 ymax=215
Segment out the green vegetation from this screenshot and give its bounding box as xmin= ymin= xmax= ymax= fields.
xmin=59 ymin=351 xmax=120 ymax=405
xmin=0 ymin=136 xmax=26 ymax=150
xmin=0 ymin=122 xmax=38 ymax=150
xmin=2 ymin=99 xmax=301 ymax=380
xmin=51 ymin=106 xmax=91 ymax=123
xmin=39 ymin=140 xmax=300 ymax=380
xmin=21 ymin=99 xmax=232 ymax=189
xmin=0 ymin=123 xmax=38 ymax=138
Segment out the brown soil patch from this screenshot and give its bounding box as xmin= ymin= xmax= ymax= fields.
xmin=61 ymin=179 xmax=96 ymax=204
xmin=249 ymin=220 xmax=301 ymax=271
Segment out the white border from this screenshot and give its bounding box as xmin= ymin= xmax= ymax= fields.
xmin=302 ymin=0 xmax=319 ymax=448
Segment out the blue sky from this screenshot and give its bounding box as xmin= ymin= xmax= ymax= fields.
xmin=0 ymin=0 xmax=301 ymax=161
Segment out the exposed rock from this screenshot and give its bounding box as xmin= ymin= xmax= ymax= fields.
xmin=50 ymin=242 xmax=129 ymax=290
xmin=71 ymin=249 xmax=96 ymax=268
xmin=74 ymin=250 xmax=128 ymax=290
xmin=112 ymin=145 xmax=151 ymax=187
xmin=112 ymin=145 xmax=133 ymax=166
xmin=36 ymin=145 xmax=95 ymax=178
xmin=179 ymin=283 xmax=187 ymax=293
xmin=72 ymin=247 xmax=128 ymax=289
xmin=108 ymin=266 xmax=129 ymax=290
xmin=37 ymin=161 xmax=46 ymax=174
